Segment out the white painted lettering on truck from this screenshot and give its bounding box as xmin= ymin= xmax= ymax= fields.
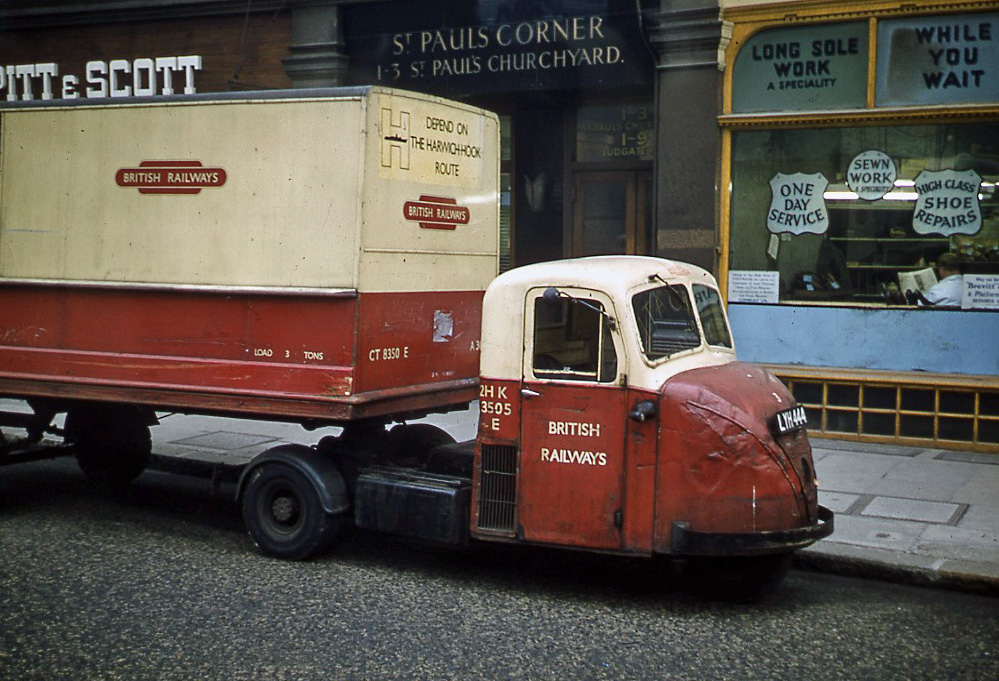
xmin=548 ymin=421 xmax=601 ymax=438
xmin=479 ymin=384 xmax=508 ymax=399
xmin=541 ymin=448 xmax=608 ymax=466
xmin=368 ymin=346 xmax=409 ymax=362
xmin=479 ymin=383 xmax=512 ymax=432
xmin=480 ymin=400 xmax=512 ymax=416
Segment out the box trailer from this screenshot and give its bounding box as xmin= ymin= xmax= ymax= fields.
xmin=0 ymin=86 xmax=498 ymax=423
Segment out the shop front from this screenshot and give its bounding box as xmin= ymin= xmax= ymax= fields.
xmin=721 ymin=0 xmax=999 ymax=451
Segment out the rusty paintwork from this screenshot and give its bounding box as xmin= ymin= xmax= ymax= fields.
xmin=0 ymin=284 xmax=483 ymax=423
xmin=654 ymin=361 xmax=820 ymax=552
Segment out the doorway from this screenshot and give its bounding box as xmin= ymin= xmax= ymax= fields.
xmin=571 ymin=170 xmax=652 ymax=257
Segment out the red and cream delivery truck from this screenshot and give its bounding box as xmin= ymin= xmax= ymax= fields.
xmin=0 ymin=87 xmax=830 ymax=594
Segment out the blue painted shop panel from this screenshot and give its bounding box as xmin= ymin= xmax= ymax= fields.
xmin=728 ymin=304 xmax=999 ymax=376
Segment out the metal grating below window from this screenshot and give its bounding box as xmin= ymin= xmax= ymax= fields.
xmin=477 ymin=444 xmax=518 ymax=533
xmin=777 ymin=374 xmax=999 ymax=454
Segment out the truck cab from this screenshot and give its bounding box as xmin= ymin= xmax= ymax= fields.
xmin=471 ymin=256 xmax=831 ymax=559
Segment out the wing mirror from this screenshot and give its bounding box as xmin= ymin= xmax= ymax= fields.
xmin=543 ymin=287 xmax=617 ymax=331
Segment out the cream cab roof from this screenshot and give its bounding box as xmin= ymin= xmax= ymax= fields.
xmin=479 ymin=256 xmax=737 ymax=390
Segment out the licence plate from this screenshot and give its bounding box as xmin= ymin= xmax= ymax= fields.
xmin=774 ymin=405 xmax=808 ymax=435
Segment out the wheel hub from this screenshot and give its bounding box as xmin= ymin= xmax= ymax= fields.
xmin=271 ymin=494 xmax=298 ymax=524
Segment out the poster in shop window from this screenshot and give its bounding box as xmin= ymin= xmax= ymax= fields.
xmin=767 ymin=172 xmax=829 ymax=235
xmin=876 ymin=12 xmax=998 ymax=107
xmin=847 ymin=150 xmax=897 ymax=201
xmin=912 ymin=169 xmax=982 ymax=236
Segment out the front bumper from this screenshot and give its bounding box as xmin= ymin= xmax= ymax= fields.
xmin=670 ymin=505 xmax=834 ymax=556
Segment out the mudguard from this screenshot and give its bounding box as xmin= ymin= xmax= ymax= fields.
xmin=671 ymin=505 xmax=834 ymax=556
xmin=236 ymin=444 xmax=350 ymax=515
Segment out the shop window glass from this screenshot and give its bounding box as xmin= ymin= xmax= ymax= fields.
xmin=790 ymin=381 xmax=823 ymax=405
xmin=901 ymin=387 xmax=935 ymax=412
xmin=728 ymin=123 xmax=999 ymax=305
xmin=980 ymin=420 xmax=999 ymax=444
xmin=804 ymin=406 xmax=822 ymax=429
xmin=827 ymin=383 xmax=859 ymax=408
xmin=826 ymin=410 xmax=858 ymax=433
xmin=939 ymin=390 xmax=975 ymax=415
xmin=939 ymin=416 xmax=974 ymax=442
xmin=864 ymin=386 xmax=897 ymax=410
xmin=862 ymin=411 xmax=896 ymax=436
xmin=732 ymin=22 xmax=868 ymax=113
xmin=980 ymin=392 xmax=999 ymax=417
xmin=900 ymin=414 xmax=934 ymax=438
xmin=499 ymin=115 xmax=513 ymax=272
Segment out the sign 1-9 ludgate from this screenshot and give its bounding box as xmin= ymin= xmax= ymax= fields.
xmin=1 ymin=55 xmax=202 ymax=100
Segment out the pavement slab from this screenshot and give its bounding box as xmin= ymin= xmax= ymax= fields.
xmin=859 ymin=496 xmax=963 ymax=524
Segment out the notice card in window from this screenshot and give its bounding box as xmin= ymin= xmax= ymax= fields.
xmin=728 ymin=271 xmax=780 ymax=304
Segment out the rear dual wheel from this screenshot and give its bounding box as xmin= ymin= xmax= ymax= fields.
xmin=65 ymin=406 xmax=152 ymax=489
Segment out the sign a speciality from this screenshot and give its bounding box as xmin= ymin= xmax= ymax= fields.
xmin=1 ymin=55 xmax=202 ymax=101
xmin=732 ymin=22 xmax=868 ymax=112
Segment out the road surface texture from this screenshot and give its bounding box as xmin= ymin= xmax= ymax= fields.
xmin=1 ymin=459 xmax=996 ymax=681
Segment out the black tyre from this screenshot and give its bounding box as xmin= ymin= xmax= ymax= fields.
xmin=387 ymin=423 xmax=456 ymax=466
xmin=242 ymin=463 xmax=342 ymax=560
xmin=683 ymin=553 xmax=793 ymax=602
xmin=65 ymin=407 xmax=152 ymax=489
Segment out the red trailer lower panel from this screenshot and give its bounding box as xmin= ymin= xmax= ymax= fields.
xmin=0 ymin=283 xmax=483 ymax=422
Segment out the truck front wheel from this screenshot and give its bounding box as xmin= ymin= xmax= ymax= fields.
xmin=683 ymin=553 xmax=793 ymax=601
xmin=242 ymin=463 xmax=342 ymax=560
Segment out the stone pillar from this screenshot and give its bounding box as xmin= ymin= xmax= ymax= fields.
xmin=647 ymin=0 xmax=730 ymax=276
xmin=282 ymin=1 xmax=348 ymax=88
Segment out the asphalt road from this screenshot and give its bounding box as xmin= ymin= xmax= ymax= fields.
xmin=1 ymin=458 xmax=997 ymax=681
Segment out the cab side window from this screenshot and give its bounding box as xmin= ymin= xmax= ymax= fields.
xmin=532 ymin=296 xmax=617 ymax=383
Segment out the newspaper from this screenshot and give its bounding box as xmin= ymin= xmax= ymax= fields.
xmin=898 ymin=267 xmax=937 ymax=295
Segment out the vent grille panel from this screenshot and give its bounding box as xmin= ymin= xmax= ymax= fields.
xmin=477 ymin=444 xmax=518 ymax=533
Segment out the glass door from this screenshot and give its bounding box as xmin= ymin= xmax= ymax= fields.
xmin=572 ymin=171 xmax=651 ymax=257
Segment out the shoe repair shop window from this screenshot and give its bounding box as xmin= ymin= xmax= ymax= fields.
xmin=727 ymin=122 xmax=999 ymax=304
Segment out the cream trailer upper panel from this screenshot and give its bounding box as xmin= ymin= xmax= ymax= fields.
xmin=0 ymin=94 xmax=369 ymax=289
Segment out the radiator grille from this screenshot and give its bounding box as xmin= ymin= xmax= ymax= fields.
xmin=476 ymin=444 xmax=518 ymax=533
